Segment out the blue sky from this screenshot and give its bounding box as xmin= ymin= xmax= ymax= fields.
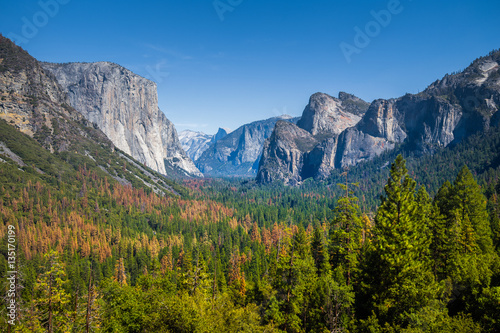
xmin=1 ymin=0 xmax=500 ymax=134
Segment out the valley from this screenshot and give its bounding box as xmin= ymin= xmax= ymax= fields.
xmin=0 ymin=32 xmax=499 ymax=332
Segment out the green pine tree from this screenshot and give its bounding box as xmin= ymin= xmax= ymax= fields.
xmin=361 ymin=155 xmax=438 ymax=327
xmin=311 ymin=227 xmax=330 ymax=277
xmin=438 ymin=166 xmax=498 ymax=319
xmin=34 ymin=250 xmax=72 ymax=333
xmin=431 ymin=181 xmax=453 ymax=279
xmin=451 ymin=166 xmax=493 ymax=254
xmin=329 ymin=184 xmax=362 ymax=285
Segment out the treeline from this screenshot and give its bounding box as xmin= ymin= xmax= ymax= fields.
xmin=1 ymin=155 xmax=499 ymax=332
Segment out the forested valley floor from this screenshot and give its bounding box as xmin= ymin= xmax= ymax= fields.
xmin=1 ymin=119 xmax=500 ymax=332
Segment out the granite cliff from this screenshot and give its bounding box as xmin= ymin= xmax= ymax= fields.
xmin=0 ymin=35 xmax=180 ymax=194
xmin=41 ymin=62 xmax=201 ymax=177
xmin=257 ymin=92 xmax=367 ymax=184
xmin=0 ymin=35 xmax=108 ymax=152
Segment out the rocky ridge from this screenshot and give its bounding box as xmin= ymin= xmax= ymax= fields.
xmin=257 ymin=92 xmax=367 ymax=184
xmin=0 ymin=34 xmax=179 ymax=194
xmin=0 ymin=35 xmax=109 ymax=152
xmin=258 ymin=50 xmax=500 ymax=184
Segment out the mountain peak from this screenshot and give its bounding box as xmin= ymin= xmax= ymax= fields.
xmin=214 ymin=127 xmax=229 ymax=141
xmin=179 ymin=128 xmax=229 ymax=162
xmin=195 ymin=115 xmax=299 ymax=177
xmin=297 ymin=92 xmax=362 ymax=136
xmin=338 ymin=91 xmax=357 ymax=101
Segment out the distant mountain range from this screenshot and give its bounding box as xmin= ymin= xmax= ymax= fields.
xmin=2 ymin=34 xmax=499 ymax=185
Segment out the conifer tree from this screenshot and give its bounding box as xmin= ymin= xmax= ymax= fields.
xmin=437 ymin=166 xmax=497 ymax=317
xmin=113 ymin=258 xmax=127 ymax=286
xmin=329 ymin=183 xmax=362 ymax=285
xmin=311 ymin=227 xmax=329 ymax=276
xmin=84 ymin=265 xmax=101 ymax=333
xmin=487 ymin=187 xmax=500 ymax=253
xmin=451 ymin=166 xmax=493 ymax=254
xmin=228 ymin=248 xmax=246 ymax=301
xmin=185 ymin=253 xmax=211 ymax=297
xmin=160 ymin=249 xmax=173 ymax=275
xmin=34 ymin=250 xmax=72 ymax=333
xmin=267 ymin=232 xmax=316 ymax=332
xmin=431 ymin=181 xmax=454 ymax=279
xmin=362 ymin=155 xmax=437 ymax=327
xmin=293 ymin=225 xmax=308 ymax=259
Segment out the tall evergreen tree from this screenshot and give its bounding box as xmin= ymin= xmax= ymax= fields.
xmin=431 ymin=181 xmax=454 ymax=279
xmin=113 ymin=258 xmax=127 ymax=286
xmin=311 ymin=227 xmax=329 ymax=277
xmin=437 ymin=166 xmax=497 ymax=319
xmin=267 ymin=234 xmax=316 ymax=332
xmin=361 ymin=155 xmax=438 ymax=327
xmin=451 ymin=166 xmax=493 ymax=254
xmin=329 ymin=184 xmax=362 ymax=285
xmin=293 ymin=226 xmax=308 ymax=259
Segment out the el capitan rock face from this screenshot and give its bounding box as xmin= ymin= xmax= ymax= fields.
xmin=258 ymin=51 xmax=500 ymax=184
xmin=41 ymin=61 xmax=202 ymax=177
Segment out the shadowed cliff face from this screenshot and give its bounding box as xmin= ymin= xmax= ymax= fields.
xmin=257 ymin=92 xmax=364 ymax=184
xmin=257 ymin=120 xmax=317 ymax=185
xmin=41 ymin=62 xmax=202 ymax=178
xmin=258 ymin=52 xmax=500 ymax=185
